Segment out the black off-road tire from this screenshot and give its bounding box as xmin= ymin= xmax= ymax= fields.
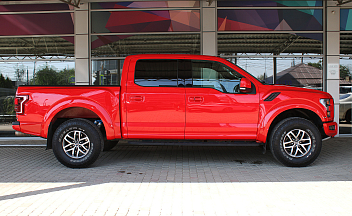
xmin=269 ymin=117 xmax=322 ymax=167
xmin=52 ymin=118 xmax=103 ymax=168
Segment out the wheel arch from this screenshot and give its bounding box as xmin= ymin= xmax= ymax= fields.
xmin=259 ymin=108 xmax=325 ymax=144
xmin=44 ymin=101 xmax=114 ymax=149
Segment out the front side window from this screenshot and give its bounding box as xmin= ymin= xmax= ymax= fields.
xmin=192 ymin=61 xmax=243 ymax=93
xmin=134 ymin=60 xmax=178 ymax=87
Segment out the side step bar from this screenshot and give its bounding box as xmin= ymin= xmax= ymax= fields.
xmin=123 ymin=140 xmax=262 ymax=147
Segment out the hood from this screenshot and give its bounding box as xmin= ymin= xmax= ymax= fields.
xmin=269 ymin=84 xmax=331 ymax=98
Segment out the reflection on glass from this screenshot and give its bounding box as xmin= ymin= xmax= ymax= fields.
xmin=0 ymin=61 xmax=75 ymax=86
xmin=192 ymin=61 xmax=243 ymax=93
xmin=218 ymin=33 xmax=323 ymax=55
xmin=339 ymin=87 xmax=352 ymax=134
xmin=92 ymin=60 xmax=123 ymax=86
xmin=92 ymin=34 xmax=200 ymax=57
xmin=339 ymin=57 xmax=352 ymax=134
xmin=0 ymin=74 xmax=16 ymax=133
xmin=0 ymin=37 xmax=74 ymax=57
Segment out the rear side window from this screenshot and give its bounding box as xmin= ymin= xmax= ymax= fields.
xmin=135 ymin=60 xmax=178 ymax=87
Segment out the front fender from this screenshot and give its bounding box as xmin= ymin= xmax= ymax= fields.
xmin=257 ymin=99 xmax=326 ymax=143
xmin=42 ymin=97 xmax=115 ymax=139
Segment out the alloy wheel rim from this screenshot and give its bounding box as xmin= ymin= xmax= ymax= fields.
xmin=283 ymin=129 xmax=312 ymax=158
xmin=62 ymin=130 xmax=91 ymax=159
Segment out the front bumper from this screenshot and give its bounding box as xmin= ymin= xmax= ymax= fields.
xmin=323 ymin=121 xmax=338 ymax=137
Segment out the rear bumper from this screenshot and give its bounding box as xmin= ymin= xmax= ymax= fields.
xmin=323 ymin=121 xmax=338 ymax=137
xmin=12 ymin=121 xmax=20 ymax=132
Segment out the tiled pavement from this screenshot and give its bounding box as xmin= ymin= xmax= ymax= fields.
xmin=0 ymin=137 xmax=352 ymax=215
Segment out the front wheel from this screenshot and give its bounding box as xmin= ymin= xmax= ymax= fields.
xmin=269 ymin=117 xmax=322 ymax=167
xmin=52 ymin=119 xmax=103 ymax=168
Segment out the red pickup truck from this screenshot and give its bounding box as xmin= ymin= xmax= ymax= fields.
xmin=12 ymin=54 xmax=337 ymax=168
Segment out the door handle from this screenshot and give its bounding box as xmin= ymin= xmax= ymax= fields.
xmin=194 ymin=96 xmax=203 ymax=102
xmin=188 ymin=97 xmax=195 ymax=102
xmin=188 ymin=96 xmax=203 ymax=102
xmin=130 ymin=96 xmax=144 ymax=102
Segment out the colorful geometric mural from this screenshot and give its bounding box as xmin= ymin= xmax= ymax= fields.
xmin=91 ymin=1 xmax=199 ymax=9
xmin=0 ymin=3 xmax=72 ymax=12
xmin=92 ymin=10 xmax=200 ymax=34
xmin=92 ymin=35 xmax=132 ymax=50
xmin=0 ymin=13 xmax=74 ymax=36
xmin=0 ymin=3 xmax=74 ymax=37
xmin=341 ymin=9 xmax=352 ymax=31
xmin=218 ymin=9 xmax=322 ymax=31
xmin=217 ymin=1 xmax=322 ymax=7
xmin=92 ymin=8 xmax=200 ymax=49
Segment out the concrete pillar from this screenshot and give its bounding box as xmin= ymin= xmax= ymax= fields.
xmin=201 ymin=0 xmax=217 ymax=56
xmin=74 ymin=3 xmax=90 ymax=85
xmin=326 ymin=1 xmax=340 ymax=135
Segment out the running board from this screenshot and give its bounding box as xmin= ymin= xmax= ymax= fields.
xmin=123 ymin=140 xmax=262 ymax=147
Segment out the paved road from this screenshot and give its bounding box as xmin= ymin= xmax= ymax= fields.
xmin=0 ymin=138 xmax=352 ymax=215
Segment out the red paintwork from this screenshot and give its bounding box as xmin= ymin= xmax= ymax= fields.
xmin=13 ymin=54 xmax=337 ymax=143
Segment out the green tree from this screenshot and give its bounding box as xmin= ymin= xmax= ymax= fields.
xmin=0 ymin=73 xmax=5 ymax=87
xmin=15 ymin=67 xmax=25 ymax=82
xmin=308 ymin=61 xmax=351 ymax=79
xmin=308 ymin=60 xmax=322 ymax=70
xmin=0 ymin=74 xmax=13 ymax=88
xmin=257 ymin=74 xmax=265 ymax=81
xmin=4 ymin=77 xmax=13 ymax=88
xmin=33 ymin=66 xmax=59 ymax=85
xmin=340 ymin=65 xmax=351 ymax=80
xmin=2 ymin=96 xmax=15 ymax=115
xmin=57 ymin=68 xmax=75 ymax=85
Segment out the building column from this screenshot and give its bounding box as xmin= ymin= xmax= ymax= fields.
xmin=326 ymin=1 xmax=340 ymax=135
xmin=74 ymin=3 xmax=90 ymax=85
xmin=201 ymin=0 xmax=217 ymax=56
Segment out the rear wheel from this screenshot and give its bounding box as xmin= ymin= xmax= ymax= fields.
xmin=52 ymin=119 xmax=103 ymax=168
xmin=269 ymin=117 xmax=322 ymax=167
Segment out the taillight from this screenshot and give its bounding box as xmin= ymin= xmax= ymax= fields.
xmin=14 ymin=95 xmax=29 ymax=115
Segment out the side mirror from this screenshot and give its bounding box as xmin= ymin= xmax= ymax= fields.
xmin=239 ymin=78 xmax=252 ymax=93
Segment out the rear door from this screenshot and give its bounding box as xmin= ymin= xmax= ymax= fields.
xmin=125 ymin=59 xmax=185 ymax=139
xmin=185 ymin=60 xmax=260 ymax=140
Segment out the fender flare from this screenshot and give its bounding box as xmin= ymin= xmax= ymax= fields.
xmin=257 ymin=102 xmax=326 ymax=143
xmin=42 ymin=97 xmax=115 ymax=140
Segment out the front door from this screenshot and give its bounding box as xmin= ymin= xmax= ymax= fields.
xmin=185 ymin=60 xmax=260 ymax=140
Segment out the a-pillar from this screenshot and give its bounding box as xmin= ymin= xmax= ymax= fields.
xmin=201 ymin=0 xmax=217 ymax=56
xmin=326 ymin=1 xmax=340 ymax=135
xmin=74 ymin=3 xmax=90 ymax=85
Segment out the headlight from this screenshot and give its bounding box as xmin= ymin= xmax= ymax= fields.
xmin=320 ymin=98 xmax=331 ymax=118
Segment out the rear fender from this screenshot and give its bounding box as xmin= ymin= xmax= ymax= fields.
xmin=42 ymin=98 xmax=115 ymax=140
